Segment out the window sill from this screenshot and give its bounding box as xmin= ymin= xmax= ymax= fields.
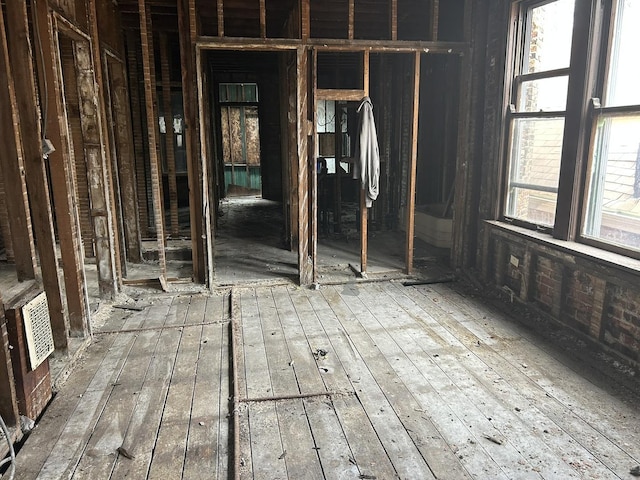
xmin=485 ymin=220 xmax=640 ymax=276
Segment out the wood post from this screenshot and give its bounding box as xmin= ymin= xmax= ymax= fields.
xmin=297 ymin=46 xmax=312 ymax=285
xmin=360 ymin=49 xmax=370 ymax=274
xmin=5 ymin=0 xmax=68 ymax=350
xmin=195 ymin=45 xmax=215 ymax=287
xmin=0 ymin=5 xmax=36 ymax=281
xmin=138 ymin=0 xmax=168 ymax=282
xmin=105 ymin=54 xmax=142 ymax=263
xmin=33 ymin=2 xmax=90 ymax=336
xmin=178 ymin=0 xmax=209 ymax=285
xmin=217 ymin=0 xmax=224 ymax=37
xmin=405 ymin=51 xmax=421 ymax=275
xmin=87 ymin=0 xmax=122 ymax=294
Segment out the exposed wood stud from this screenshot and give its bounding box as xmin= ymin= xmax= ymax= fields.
xmin=360 ymin=49 xmax=370 ymax=274
xmin=104 ymin=54 xmax=142 ymax=263
xmin=311 ymin=48 xmax=318 ymax=283
xmin=5 ymin=0 xmax=68 ymax=350
xmin=0 ymin=4 xmax=36 ymax=281
xmin=217 ymin=0 xmax=224 ymax=37
xmin=300 ymin=0 xmax=310 ymax=42
xmin=34 ymin=2 xmax=90 ymax=335
xmin=178 ymin=0 xmax=207 ymax=284
xmin=159 ymin=34 xmax=180 ymax=237
xmin=297 ymin=46 xmax=312 ymax=285
xmin=405 ymin=51 xmax=421 ymax=275
xmin=348 ymin=0 xmax=355 ymax=40
xmin=195 ymin=44 xmax=215 ymax=287
xmin=431 ymin=0 xmax=440 ymax=41
xmin=259 ymin=0 xmax=266 ymax=38
xmin=85 ymin=0 xmax=122 ymax=298
xmin=138 ymin=0 xmax=168 ymax=281
xmin=391 ymin=0 xmax=398 ymax=40
xmin=71 ymin=37 xmax=118 ymax=300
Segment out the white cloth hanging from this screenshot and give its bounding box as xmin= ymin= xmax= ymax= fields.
xmin=353 ymin=96 xmax=380 ymax=208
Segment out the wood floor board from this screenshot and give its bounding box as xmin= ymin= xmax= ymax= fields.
xmin=240 ymin=289 xmax=274 ymax=398
xmin=24 ymin=317 xmax=151 ymax=480
xmin=396 ymin=283 xmax=635 ymax=479
xmin=318 ymin=285 xmax=437 ymax=480
xmin=108 ymin=327 xmax=183 ymax=478
xmin=272 ymin=287 xmax=327 ymax=394
xmin=71 ymin=329 xmax=164 ymax=479
xmin=420 ymin=284 xmax=640 ymax=478
xmin=12 ymin=283 xmax=640 ymax=480
xmin=302 ymin=396 xmax=360 ymax=479
xmin=274 ymin=399 xmax=324 ymax=480
xmin=12 ymin=330 xmax=122 ymax=479
xmin=246 ymin=401 xmax=288 ymax=480
xmin=147 ymin=321 xmax=203 ymax=479
xmin=336 ymin=284 xmax=487 ymax=480
xmin=256 ymin=288 xmax=299 ymax=397
xmin=379 ymin=282 xmax=591 ymax=479
xmin=290 ymin=287 xmax=356 ymax=393
xmin=299 ymin=288 xmax=400 ymax=480
xmin=183 ymin=323 xmax=227 ymax=479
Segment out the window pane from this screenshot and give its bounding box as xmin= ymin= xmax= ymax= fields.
xmin=583 ymin=115 xmax=640 ymax=250
xmin=524 ymin=0 xmax=575 ymax=74
xmin=518 ymin=76 xmax=569 ymax=112
xmin=605 ymin=0 xmax=640 ymax=107
xmin=506 ymin=117 xmax=565 ymax=226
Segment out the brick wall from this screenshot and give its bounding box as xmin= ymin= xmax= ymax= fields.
xmin=482 ymin=224 xmax=640 ymax=368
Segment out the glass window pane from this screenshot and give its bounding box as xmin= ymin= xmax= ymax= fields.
xmin=524 ymin=0 xmax=575 ymax=74
xmin=583 ymin=115 xmax=640 ymax=250
xmin=518 ymin=76 xmax=569 ymax=112
xmin=506 ymin=117 xmax=565 ymax=226
xmin=605 ymin=0 xmax=640 ymax=107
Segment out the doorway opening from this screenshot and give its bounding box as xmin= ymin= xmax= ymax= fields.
xmin=204 ymin=50 xmax=296 ymax=285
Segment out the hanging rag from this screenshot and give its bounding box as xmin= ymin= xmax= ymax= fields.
xmin=353 ymin=96 xmax=380 ymax=208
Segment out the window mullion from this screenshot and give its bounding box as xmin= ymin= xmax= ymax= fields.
xmin=552 ymin=0 xmax=600 ymax=240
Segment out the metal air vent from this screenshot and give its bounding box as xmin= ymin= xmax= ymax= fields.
xmin=22 ymin=292 xmax=54 ymax=370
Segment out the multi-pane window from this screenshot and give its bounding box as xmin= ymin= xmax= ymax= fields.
xmin=582 ymin=0 xmax=640 ymax=252
xmin=504 ymin=0 xmax=640 ymax=258
xmin=505 ymin=0 xmax=575 ymax=227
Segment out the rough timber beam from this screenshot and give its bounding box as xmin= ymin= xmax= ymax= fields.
xmin=0 ymin=4 xmax=36 ymax=282
xmin=139 ymin=0 xmax=168 ymax=282
xmin=5 ymin=0 xmax=68 ymax=350
xmin=33 ymin=0 xmax=90 ymax=335
xmin=178 ymin=0 xmax=208 ymax=285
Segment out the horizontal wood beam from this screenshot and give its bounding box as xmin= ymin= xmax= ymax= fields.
xmin=196 ymin=36 xmax=468 ymax=55
xmin=316 ymin=89 xmax=365 ymax=101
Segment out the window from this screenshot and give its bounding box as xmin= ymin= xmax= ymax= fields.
xmin=582 ymin=0 xmax=640 ymax=251
xmin=502 ymin=0 xmax=640 ymax=258
xmin=504 ymin=0 xmax=576 ymax=228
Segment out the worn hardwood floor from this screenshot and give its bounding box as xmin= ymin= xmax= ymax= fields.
xmin=11 ymin=281 xmax=640 ymax=479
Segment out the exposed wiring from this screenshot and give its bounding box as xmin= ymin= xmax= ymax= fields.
xmin=0 ymin=414 xmax=16 ymax=480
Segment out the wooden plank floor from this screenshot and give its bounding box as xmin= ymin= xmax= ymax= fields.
xmin=12 ymin=282 xmax=640 ymax=479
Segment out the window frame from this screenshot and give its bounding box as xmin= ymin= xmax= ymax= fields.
xmin=576 ymin=0 xmax=640 ymax=259
xmin=500 ymin=0 xmax=640 ymax=260
xmin=501 ymin=0 xmax=575 ymax=233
